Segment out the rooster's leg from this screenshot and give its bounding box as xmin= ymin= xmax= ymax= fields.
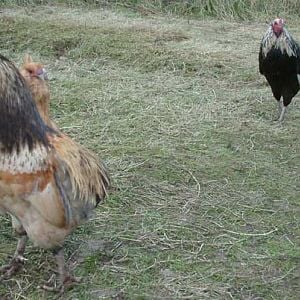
xmin=277 ymin=100 xmax=282 ymax=119
xmin=42 ymin=247 xmax=81 ymax=292
xmin=0 ymin=216 xmax=27 ymax=277
xmin=0 ymin=234 xmax=28 ymax=277
xmin=278 ymin=106 xmax=287 ymax=122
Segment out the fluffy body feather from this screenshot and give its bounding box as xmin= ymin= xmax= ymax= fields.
xmin=0 ymin=54 xmax=109 ymax=291
xmin=259 ymin=18 xmax=300 ymax=121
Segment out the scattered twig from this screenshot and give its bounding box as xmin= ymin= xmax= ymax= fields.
xmin=224 ymin=228 xmax=278 ymax=237
xmin=266 ymin=267 xmax=296 ymax=284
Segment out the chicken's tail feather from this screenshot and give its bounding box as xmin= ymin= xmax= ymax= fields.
xmin=50 ymin=134 xmax=110 ymax=225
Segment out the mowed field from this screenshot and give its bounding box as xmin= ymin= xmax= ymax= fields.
xmin=0 ymin=4 xmax=299 ymax=299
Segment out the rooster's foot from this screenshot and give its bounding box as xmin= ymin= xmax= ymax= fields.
xmin=0 ymin=255 xmax=26 ymax=278
xmin=40 ymin=275 xmax=81 ymax=293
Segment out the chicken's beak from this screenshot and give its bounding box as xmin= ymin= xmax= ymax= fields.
xmin=36 ymin=68 xmax=49 ymax=81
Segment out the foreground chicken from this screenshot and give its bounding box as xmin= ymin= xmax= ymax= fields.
xmin=259 ymin=18 xmax=300 ymax=122
xmin=0 ymin=54 xmax=110 ymax=291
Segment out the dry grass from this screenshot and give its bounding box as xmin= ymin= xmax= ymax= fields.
xmin=0 ymin=4 xmax=299 ymax=300
xmin=2 ymin=0 xmax=300 ymax=19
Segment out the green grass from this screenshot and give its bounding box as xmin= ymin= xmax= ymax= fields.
xmin=0 ymin=4 xmax=299 ymax=300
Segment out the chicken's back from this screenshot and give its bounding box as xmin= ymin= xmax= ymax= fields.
xmin=0 ymin=55 xmax=49 ymax=153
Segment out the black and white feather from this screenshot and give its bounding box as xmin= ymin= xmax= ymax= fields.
xmin=259 ymin=18 xmax=300 ymax=122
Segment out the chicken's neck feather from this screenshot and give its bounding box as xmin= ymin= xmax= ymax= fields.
xmin=261 ymin=27 xmax=298 ymax=58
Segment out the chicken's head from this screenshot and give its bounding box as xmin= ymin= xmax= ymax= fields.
xmin=20 ymin=54 xmax=48 ymax=81
xmin=271 ymin=18 xmax=285 ymax=37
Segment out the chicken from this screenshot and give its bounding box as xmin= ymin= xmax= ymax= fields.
xmin=0 ymin=54 xmax=110 ymax=291
xmin=19 ymin=55 xmax=110 ymax=217
xmin=259 ymin=18 xmax=300 ymax=122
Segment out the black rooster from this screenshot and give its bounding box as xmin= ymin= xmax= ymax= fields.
xmin=259 ymin=18 xmax=300 ymax=122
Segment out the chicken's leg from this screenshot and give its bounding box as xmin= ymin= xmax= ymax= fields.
xmin=277 ymin=100 xmax=282 ymax=119
xmin=278 ymin=105 xmax=287 ymax=122
xmin=42 ymin=247 xmax=81 ymax=292
xmin=0 ymin=234 xmax=28 ymax=278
